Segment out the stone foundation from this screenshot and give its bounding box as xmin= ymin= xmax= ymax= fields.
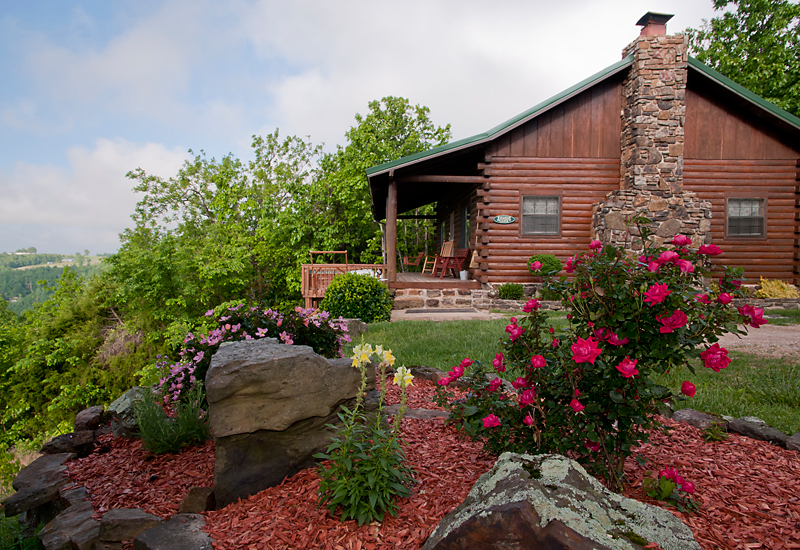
xmin=392 ymin=288 xmax=564 ymax=312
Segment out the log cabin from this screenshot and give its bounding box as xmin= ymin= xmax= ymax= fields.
xmin=366 ymin=13 xmax=800 ymax=290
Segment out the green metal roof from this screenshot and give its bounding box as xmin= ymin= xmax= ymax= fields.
xmin=365 ymin=55 xmax=635 ymax=178
xmin=687 ymin=56 xmax=800 ymax=131
xmin=366 ymin=54 xmax=800 ymax=180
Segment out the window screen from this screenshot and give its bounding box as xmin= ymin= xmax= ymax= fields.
xmin=522 ymin=196 xmax=560 ymax=235
xmin=728 ymin=198 xmax=765 ymax=237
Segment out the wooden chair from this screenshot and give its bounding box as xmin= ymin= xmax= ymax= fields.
xmin=422 ymin=241 xmax=453 ymax=276
xmin=438 ymin=248 xmax=470 ymax=279
xmin=403 ymin=252 xmax=425 ymax=267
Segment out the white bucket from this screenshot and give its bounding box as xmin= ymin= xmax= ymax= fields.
xmin=459 ymin=270 xmax=469 ymax=280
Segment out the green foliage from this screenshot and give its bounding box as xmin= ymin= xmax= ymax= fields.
xmin=496 ymin=283 xmax=524 ymax=301
xmin=0 ymin=253 xmax=62 ymax=269
xmin=755 ymin=277 xmax=799 ymax=298
xmin=321 ymin=274 xmax=393 ymax=323
xmin=702 ymin=422 xmax=730 ymax=442
xmin=643 ymin=468 xmax=699 ymax=514
xmin=686 ymin=0 xmax=800 ymax=117
xmin=0 ymin=442 xmax=21 ymax=498
xmin=316 ymin=346 xmax=415 ymax=525
xmin=0 ymin=265 xmax=104 ymax=315
xmin=527 ymin=254 xmax=562 ymax=277
xmin=134 ymin=384 xmax=210 ymax=455
xmin=0 ymin=516 xmax=43 ymax=550
xmin=435 ymin=225 xmax=753 ymax=487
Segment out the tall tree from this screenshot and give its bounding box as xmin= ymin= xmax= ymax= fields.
xmin=686 ymin=0 xmax=800 ymax=116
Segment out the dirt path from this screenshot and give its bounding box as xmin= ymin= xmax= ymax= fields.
xmin=717 ymin=323 xmax=800 ymax=359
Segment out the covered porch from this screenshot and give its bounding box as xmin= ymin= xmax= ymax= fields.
xmin=391 ymin=272 xmax=481 ymax=290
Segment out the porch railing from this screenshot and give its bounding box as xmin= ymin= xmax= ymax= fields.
xmin=301 ymin=263 xmax=387 ymax=308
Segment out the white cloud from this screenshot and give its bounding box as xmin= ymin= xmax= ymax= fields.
xmin=0 ymin=139 xmax=188 ymax=252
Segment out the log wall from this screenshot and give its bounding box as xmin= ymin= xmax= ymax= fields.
xmin=474 ymin=157 xmax=620 ymax=283
xmin=683 ymin=159 xmax=800 ymax=284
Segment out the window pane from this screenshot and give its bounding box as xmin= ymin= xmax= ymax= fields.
xmin=522 ymin=196 xmax=559 ymax=235
xmin=728 ymin=198 xmax=765 ymax=237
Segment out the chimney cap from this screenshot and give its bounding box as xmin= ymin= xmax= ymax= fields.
xmin=636 ymin=12 xmax=674 ymax=27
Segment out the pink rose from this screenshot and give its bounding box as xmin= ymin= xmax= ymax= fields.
xmin=615 ymin=356 xmax=639 ymax=378
xmin=570 ymin=337 xmax=602 ymax=364
xmin=700 ymin=343 xmax=731 ymax=372
xmin=694 ymin=294 xmax=711 ymax=304
xmin=570 ymin=399 xmax=585 ymax=413
xmin=565 ymin=257 xmax=575 ymax=273
xmin=681 ymin=381 xmax=696 ymax=397
xmin=530 ymin=355 xmax=546 ymax=368
xmin=606 ymin=332 xmax=629 ymax=346
xmin=660 ymin=467 xmax=681 ymax=484
xmin=448 ymin=365 xmax=464 ymax=379
xmin=552 ymin=338 xmax=560 ymax=348
xmin=647 ymin=261 xmax=660 ymax=273
xmin=460 ymin=358 xmax=474 ymax=368
xmin=677 ymin=259 xmax=694 ymax=273
xmin=589 ymin=240 xmax=603 ymax=250
xmin=523 ymin=414 xmax=534 ymax=426
xmin=523 ymin=299 xmax=540 ymax=313
xmin=657 ymin=310 xmax=689 ymax=334
xmin=574 ymin=388 xmax=581 ymax=397
xmin=682 ymin=481 xmax=695 ymax=494
xmin=483 ymin=414 xmax=501 ymax=428
xmin=716 ymin=293 xmax=732 ymax=305
xmin=530 ymin=260 xmax=542 ymax=271
xmin=488 ymin=377 xmax=502 ymax=393
xmin=437 ymin=377 xmax=451 ymax=386
xmin=512 ymin=377 xmax=528 ymax=389
xmin=584 ymin=440 xmax=600 ymax=452
xmin=671 ymin=235 xmax=692 ymax=246
xmin=658 ymin=250 xmax=679 ymax=264
xmin=738 ymin=304 xmax=768 ymax=328
xmin=492 ymin=353 xmax=506 ymax=372
xmin=644 ymin=283 xmax=671 ymax=306
xmin=519 ymin=389 xmax=536 ymax=406
xmin=698 ymin=244 xmax=723 ymax=256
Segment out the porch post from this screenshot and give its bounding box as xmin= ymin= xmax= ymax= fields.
xmin=386 ymin=180 xmax=397 ymax=283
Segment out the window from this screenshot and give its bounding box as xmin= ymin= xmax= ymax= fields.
xmin=727 ymin=198 xmax=765 ymax=237
xmin=522 ymin=196 xmax=560 ymax=235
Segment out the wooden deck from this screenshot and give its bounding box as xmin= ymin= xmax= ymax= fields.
xmin=390 ymin=272 xmax=481 ymax=290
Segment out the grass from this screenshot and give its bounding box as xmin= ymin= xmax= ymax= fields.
xmin=0 ymin=517 xmax=42 ymax=550
xmin=353 ymin=312 xmax=569 ymax=371
xmin=653 ymin=352 xmax=800 ymax=435
xmin=762 ymin=308 xmax=800 ymax=326
xmin=354 ymin=315 xmax=799 ymax=435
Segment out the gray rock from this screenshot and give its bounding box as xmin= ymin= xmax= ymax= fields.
xmin=109 ymin=387 xmax=147 ymax=438
xmin=787 ymin=432 xmax=800 ymax=452
xmin=728 ymin=417 xmax=788 ymax=446
xmin=422 ymin=453 xmax=700 ymax=550
xmin=672 ymin=408 xmax=727 ymax=431
xmin=41 ymin=431 xmax=95 ymax=458
xmin=74 ymin=406 xmax=105 ymax=432
xmin=40 ymin=500 xmax=99 ymax=550
xmin=99 ymin=508 xmax=163 ymax=542
xmin=5 ymin=453 xmax=75 ymax=517
xmin=133 ymin=514 xmax=212 ymax=550
xmin=60 ymin=485 xmax=90 ymax=507
xmin=205 ymin=340 xmax=372 ymax=438
xmin=386 ymin=405 xmax=448 ymax=421
xmin=177 ymin=487 xmax=216 ymax=514
xmin=409 ymin=366 xmax=448 ymax=382
xmin=343 ymin=318 xmax=368 ymax=339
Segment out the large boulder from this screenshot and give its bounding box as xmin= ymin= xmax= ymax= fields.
xmin=728 ymin=416 xmax=788 ymax=447
xmin=40 ymin=431 xmax=95 ymax=458
xmin=133 ymin=513 xmax=212 ymax=550
xmin=39 ymin=500 xmax=99 ymax=550
xmin=206 ymin=339 xmax=375 ymax=508
xmin=421 ymin=453 xmax=700 ymax=550
xmin=74 ymin=405 xmax=105 ymax=432
xmin=4 ymin=453 xmax=74 ymax=519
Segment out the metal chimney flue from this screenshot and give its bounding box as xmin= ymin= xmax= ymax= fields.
xmin=636 ymin=12 xmax=673 ymax=36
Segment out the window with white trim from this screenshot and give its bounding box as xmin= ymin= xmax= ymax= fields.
xmin=522 ymin=196 xmax=560 ymax=235
xmin=727 ymin=198 xmax=765 ymax=237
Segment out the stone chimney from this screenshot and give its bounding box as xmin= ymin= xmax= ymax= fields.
xmin=592 ymin=12 xmax=711 ymax=250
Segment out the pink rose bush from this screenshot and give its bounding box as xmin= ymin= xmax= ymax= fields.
xmin=435 ymin=217 xmax=763 ymax=487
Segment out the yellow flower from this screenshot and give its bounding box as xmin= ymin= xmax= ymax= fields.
xmin=382 ymin=350 xmax=396 ymax=366
xmin=393 ymin=366 xmax=414 ymax=388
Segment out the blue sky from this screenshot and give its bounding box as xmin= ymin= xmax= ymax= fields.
xmin=0 ymin=0 xmax=719 ymax=254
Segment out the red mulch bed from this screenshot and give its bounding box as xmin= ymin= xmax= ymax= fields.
xmin=66 ymin=380 xmax=800 ymax=549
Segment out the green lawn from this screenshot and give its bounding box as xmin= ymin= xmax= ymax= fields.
xmin=354 ymin=314 xmax=800 ymax=435
xmin=763 ymin=308 xmax=800 ymax=326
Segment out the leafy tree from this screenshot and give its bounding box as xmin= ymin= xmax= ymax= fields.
xmin=686 ymin=0 xmax=800 ymax=116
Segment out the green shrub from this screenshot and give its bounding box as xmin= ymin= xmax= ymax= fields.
xmin=0 ymin=443 xmax=21 ymax=500
xmin=320 ymin=273 xmax=393 ymax=323
xmin=496 ymin=283 xmax=524 ymax=301
xmin=756 ymin=277 xmax=799 ymax=299
xmin=0 ymin=516 xmax=43 ymax=550
xmin=527 ymin=254 xmax=562 ymax=276
xmin=134 ymin=384 xmax=210 ymax=455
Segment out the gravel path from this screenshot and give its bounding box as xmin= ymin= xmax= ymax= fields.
xmin=717 ymin=323 xmax=800 ymax=359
